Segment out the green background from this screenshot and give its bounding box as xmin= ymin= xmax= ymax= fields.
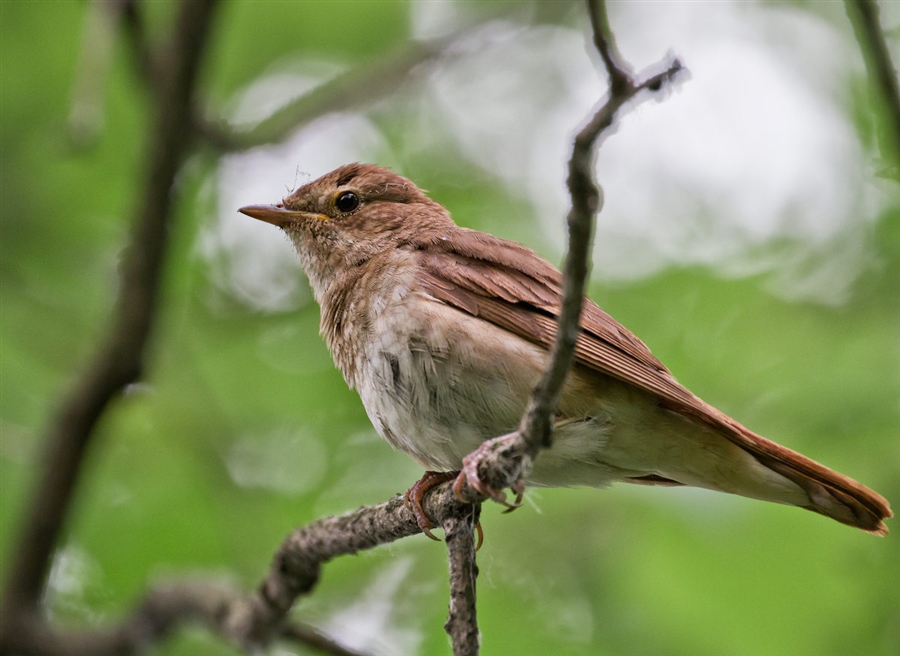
xmin=1 ymin=1 xmax=897 ymax=655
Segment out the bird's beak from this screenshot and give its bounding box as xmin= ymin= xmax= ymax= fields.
xmin=238 ymin=204 xmax=328 ymax=227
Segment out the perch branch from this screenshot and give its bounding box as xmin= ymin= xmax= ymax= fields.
xmin=0 ymin=485 xmax=475 ymax=655
xmin=442 ymin=504 xmax=481 ymax=655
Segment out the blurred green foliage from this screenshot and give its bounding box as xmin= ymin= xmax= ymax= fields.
xmin=1 ymin=1 xmax=898 ymax=655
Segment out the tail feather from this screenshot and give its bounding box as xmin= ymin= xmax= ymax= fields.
xmin=661 ymin=397 xmax=892 ymax=535
xmin=761 ymin=454 xmax=891 ymax=536
xmin=723 ymin=419 xmax=893 ymax=535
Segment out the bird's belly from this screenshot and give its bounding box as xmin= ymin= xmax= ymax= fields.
xmin=354 ymin=296 xmax=537 ymax=470
xmin=352 ymin=293 xmax=636 ymax=485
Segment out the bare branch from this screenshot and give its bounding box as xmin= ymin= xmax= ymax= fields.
xmin=0 ymin=484 xmax=474 ymax=655
xmin=447 ymin=10 xmax=683 ymax=490
xmin=586 ymin=0 xmax=631 ymax=95
xmin=197 ymin=36 xmax=452 ymax=152
xmin=437 ymin=6 xmax=685 ymax=646
xmin=845 ymin=0 xmax=900 ymax=178
xmin=0 ymin=581 xmax=371 ymax=656
xmin=192 ymin=3 xmax=575 ymax=154
xmin=0 ymin=582 xmax=239 ymax=656
xmin=443 ymin=0 xmax=684 ymax=478
xmin=442 ymin=506 xmax=481 ymax=656
xmin=520 ymin=0 xmax=682 ymax=454
xmin=444 ymin=3 xmax=684 ymax=650
xmin=1 ymin=0 xmax=220 ymax=627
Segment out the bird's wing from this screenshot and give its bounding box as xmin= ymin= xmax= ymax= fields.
xmin=412 ymin=229 xmax=891 ymax=534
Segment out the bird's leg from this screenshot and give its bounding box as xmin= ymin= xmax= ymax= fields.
xmin=404 ymin=470 xmax=458 ymax=541
xmin=453 ymin=433 xmax=526 ymax=512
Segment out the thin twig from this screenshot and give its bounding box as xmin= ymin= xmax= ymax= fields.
xmin=587 ymin=0 xmax=631 ymax=96
xmin=442 ymin=505 xmax=481 ymax=656
xmin=845 ymin=0 xmax=900 ymax=178
xmin=1 ymin=0 xmax=220 ymax=632
xmin=520 ymin=0 xmax=682 ymax=454
xmin=445 ymin=2 xmax=683 ymax=652
xmin=450 ymin=4 xmax=683 ymax=506
xmin=196 ymin=11 xmax=542 ymax=153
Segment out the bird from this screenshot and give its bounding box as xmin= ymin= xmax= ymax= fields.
xmin=239 ymin=163 xmax=891 ymax=538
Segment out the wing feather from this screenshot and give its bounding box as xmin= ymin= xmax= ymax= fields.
xmin=411 ymin=229 xmax=891 ymax=534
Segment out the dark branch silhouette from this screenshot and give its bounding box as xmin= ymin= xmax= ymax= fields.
xmin=1 ymin=0 xmax=220 ymax=624
xmin=845 ymin=0 xmax=900 ymax=179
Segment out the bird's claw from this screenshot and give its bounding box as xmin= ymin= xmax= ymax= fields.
xmin=502 ymin=479 xmax=526 ymax=513
xmin=404 ymin=471 xmax=457 ymax=541
xmin=453 ymin=434 xmax=526 ymax=514
xmin=405 ymin=471 xmax=485 ymax=549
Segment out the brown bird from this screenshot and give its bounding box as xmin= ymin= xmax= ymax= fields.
xmin=239 ymin=163 xmax=891 ymax=537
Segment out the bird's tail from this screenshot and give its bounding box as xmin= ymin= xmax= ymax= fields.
xmin=744 ymin=432 xmax=892 ymax=536
xmin=709 ymin=409 xmax=893 ymax=535
xmin=650 ymin=405 xmax=892 ymax=535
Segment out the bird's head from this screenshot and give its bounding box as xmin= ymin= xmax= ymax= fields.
xmin=239 ymin=164 xmax=453 ymax=293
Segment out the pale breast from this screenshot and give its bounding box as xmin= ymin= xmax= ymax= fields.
xmin=354 ymin=289 xmax=548 ymax=470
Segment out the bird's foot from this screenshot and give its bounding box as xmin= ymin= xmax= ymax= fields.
xmin=404 ymin=470 xmax=458 ymax=541
xmin=453 ymin=433 xmax=526 ymax=513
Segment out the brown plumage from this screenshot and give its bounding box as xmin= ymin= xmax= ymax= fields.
xmin=240 ymin=163 xmax=892 ymax=536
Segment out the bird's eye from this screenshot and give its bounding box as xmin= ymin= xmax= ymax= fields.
xmin=335 ymin=191 xmax=360 ymax=213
